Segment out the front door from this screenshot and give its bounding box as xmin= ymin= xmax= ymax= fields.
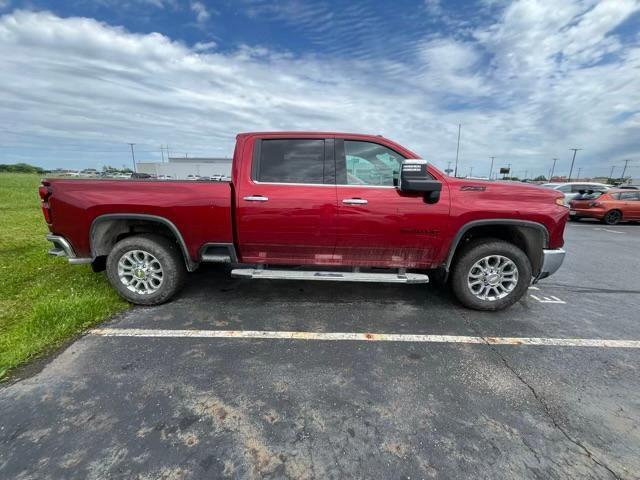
xmin=334 ymin=138 xmax=449 ymax=268
xmin=235 ymin=136 xmax=338 ymax=265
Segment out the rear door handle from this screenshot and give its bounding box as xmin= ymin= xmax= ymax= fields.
xmin=342 ymin=198 xmax=368 ymax=205
xmin=243 ymin=195 xmax=269 ymax=202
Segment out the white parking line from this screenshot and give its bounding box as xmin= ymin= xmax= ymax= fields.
xmin=595 ymin=228 xmax=625 ymax=234
xmin=530 ymin=294 xmax=566 ymax=304
xmin=90 ymin=328 xmax=640 ymax=349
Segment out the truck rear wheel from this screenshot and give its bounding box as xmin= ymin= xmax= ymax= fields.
xmin=106 ymin=234 xmax=186 ymax=305
xmin=450 ymin=239 xmax=531 ymax=311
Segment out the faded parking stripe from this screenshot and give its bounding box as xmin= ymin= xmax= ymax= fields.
xmin=90 ymin=328 xmax=640 ymax=348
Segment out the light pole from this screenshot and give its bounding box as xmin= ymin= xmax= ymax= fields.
xmin=621 ymin=159 xmax=631 ymax=180
xmin=549 ymin=158 xmax=557 ymax=180
xmin=577 ymin=167 xmax=582 ymax=180
xmin=128 ymin=143 xmax=137 ymax=172
xmin=454 ymin=123 xmax=461 ymax=178
xmin=568 ymin=148 xmax=581 ymax=181
xmin=608 ymin=165 xmax=616 ymax=183
xmin=489 ymin=156 xmax=495 ymax=180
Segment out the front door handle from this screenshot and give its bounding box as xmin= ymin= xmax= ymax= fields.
xmin=243 ymin=195 xmax=269 ymax=202
xmin=342 ymin=198 xmax=368 ymax=205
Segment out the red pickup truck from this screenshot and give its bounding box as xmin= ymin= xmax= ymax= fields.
xmin=40 ymin=132 xmax=568 ymax=311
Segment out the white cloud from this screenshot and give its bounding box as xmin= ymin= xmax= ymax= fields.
xmin=0 ymin=5 xmax=639 ymax=178
xmin=193 ymin=40 xmax=216 ymax=51
xmin=191 ymin=1 xmax=210 ymax=24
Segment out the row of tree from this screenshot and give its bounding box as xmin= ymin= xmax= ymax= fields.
xmin=0 ymin=163 xmax=46 ymax=174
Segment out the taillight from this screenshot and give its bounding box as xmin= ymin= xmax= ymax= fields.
xmin=39 ymin=181 xmax=52 ymax=223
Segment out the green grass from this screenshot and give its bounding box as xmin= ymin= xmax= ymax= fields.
xmin=0 ymin=173 xmax=129 ymax=379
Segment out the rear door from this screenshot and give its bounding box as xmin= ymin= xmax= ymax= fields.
xmin=333 ymin=138 xmax=449 ymax=268
xmin=620 ymin=191 xmax=640 ymax=218
xmin=235 ymin=136 xmax=338 ymax=265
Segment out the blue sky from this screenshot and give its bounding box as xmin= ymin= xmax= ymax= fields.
xmin=0 ymin=0 xmax=639 ymax=179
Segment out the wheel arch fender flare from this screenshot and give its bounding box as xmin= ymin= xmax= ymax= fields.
xmin=89 ymin=213 xmax=197 ymax=271
xmin=443 ymin=219 xmax=550 ymax=274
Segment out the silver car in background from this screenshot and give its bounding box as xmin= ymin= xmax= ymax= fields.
xmin=541 ymin=182 xmax=610 ymax=204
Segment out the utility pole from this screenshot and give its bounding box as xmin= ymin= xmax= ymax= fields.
xmin=160 ymin=145 xmax=165 ymax=163
xmin=454 ymin=123 xmax=461 ymax=178
xmin=621 ymin=159 xmax=631 ymax=180
xmin=489 ymin=156 xmax=495 ymax=181
xmin=447 ymin=161 xmax=452 ymax=175
xmin=577 ymin=167 xmax=582 ymax=180
xmin=469 ymin=166 xmax=473 ymax=178
xmin=524 ymin=169 xmax=528 ymax=181
xmin=128 ymin=143 xmax=136 ymax=172
xmin=608 ymin=165 xmax=616 ymax=183
xmin=568 ymin=148 xmax=581 ymax=182
xmin=549 ymin=158 xmax=557 ymax=180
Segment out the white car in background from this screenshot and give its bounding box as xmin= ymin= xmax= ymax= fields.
xmin=541 ymin=182 xmax=610 ymax=204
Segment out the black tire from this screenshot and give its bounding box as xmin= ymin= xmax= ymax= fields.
xmin=568 ymin=216 xmax=580 ymax=222
xmin=450 ymin=239 xmax=532 ymax=311
xmin=106 ymin=234 xmax=186 ymax=305
xmin=602 ymin=210 xmax=622 ymax=225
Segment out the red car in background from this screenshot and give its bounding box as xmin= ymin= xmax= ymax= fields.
xmin=569 ymin=189 xmax=640 ymax=224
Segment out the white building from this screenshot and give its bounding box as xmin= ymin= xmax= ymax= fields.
xmin=136 ymin=157 xmax=232 ymax=179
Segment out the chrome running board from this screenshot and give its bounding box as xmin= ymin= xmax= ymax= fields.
xmin=230 ymin=268 xmax=429 ymax=284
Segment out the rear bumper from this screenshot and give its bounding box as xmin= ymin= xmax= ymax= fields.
xmin=536 ymin=248 xmax=566 ymax=280
xmin=46 ymin=234 xmax=92 ymax=265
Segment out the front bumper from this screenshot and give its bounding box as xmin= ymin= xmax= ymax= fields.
xmin=537 ymin=248 xmax=566 ymax=280
xmin=46 ymin=234 xmax=92 ymax=265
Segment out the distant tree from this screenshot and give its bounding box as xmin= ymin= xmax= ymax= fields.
xmin=0 ymin=163 xmax=45 ymax=174
xmin=533 ymin=175 xmax=547 ymax=181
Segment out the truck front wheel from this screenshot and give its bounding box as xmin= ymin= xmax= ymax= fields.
xmin=106 ymin=234 xmax=186 ymax=305
xmin=450 ymin=239 xmax=531 ymax=311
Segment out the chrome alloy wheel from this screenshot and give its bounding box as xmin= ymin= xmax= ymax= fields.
xmin=466 ymin=255 xmax=519 ymax=301
xmin=117 ymin=249 xmax=164 ymax=295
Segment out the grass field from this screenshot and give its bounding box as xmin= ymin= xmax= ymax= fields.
xmin=0 ymin=173 xmax=128 ymax=380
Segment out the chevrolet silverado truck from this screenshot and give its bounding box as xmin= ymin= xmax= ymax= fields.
xmin=40 ymin=132 xmax=568 ymax=311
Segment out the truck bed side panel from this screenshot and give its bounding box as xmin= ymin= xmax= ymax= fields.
xmin=46 ymin=179 xmax=233 ymax=261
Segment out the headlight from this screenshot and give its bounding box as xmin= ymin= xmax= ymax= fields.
xmin=555 ymin=197 xmax=567 ymax=207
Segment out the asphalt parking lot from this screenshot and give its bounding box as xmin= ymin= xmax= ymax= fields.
xmin=1 ymin=220 xmax=639 ymax=479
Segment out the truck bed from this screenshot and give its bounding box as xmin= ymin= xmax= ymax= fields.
xmin=43 ymin=178 xmax=233 ymax=261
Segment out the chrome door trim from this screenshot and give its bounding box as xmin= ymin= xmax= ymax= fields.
xmin=342 ymin=198 xmax=368 ymax=205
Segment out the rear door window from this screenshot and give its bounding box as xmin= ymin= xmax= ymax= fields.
xmin=255 ymin=139 xmax=326 ymax=184
xmin=620 ymin=192 xmax=640 ymax=200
